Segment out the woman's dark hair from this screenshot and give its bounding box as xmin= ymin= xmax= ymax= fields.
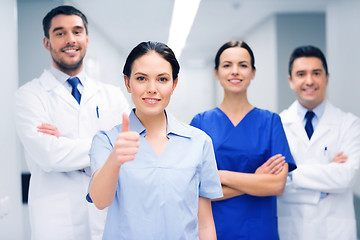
xmin=123 ymin=41 xmax=180 ymax=81
xmin=43 ymin=5 xmax=88 ymax=39
xmin=214 ymin=40 xmax=255 ymax=71
xmin=288 ymin=45 xmax=328 ymax=77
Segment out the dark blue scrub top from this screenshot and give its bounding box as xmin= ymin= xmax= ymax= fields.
xmin=191 ymin=107 xmax=296 ymax=240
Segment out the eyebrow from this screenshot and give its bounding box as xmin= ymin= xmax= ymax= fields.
xmin=222 ymin=60 xmax=249 ymax=64
xmin=134 ymin=72 xmax=171 ymax=77
xmin=52 ymin=25 xmax=84 ymax=33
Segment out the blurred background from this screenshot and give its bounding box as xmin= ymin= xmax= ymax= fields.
xmin=1 ymin=0 xmax=360 ymax=239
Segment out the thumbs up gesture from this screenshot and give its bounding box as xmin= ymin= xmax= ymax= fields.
xmin=108 ymin=113 xmax=140 ymax=166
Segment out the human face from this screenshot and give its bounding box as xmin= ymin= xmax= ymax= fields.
xmin=215 ymin=47 xmax=255 ymax=94
xmin=289 ymin=57 xmax=328 ymax=110
xmin=124 ymin=52 xmax=178 ymax=119
xmin=43 ymin=14 xmax=88 ymax=76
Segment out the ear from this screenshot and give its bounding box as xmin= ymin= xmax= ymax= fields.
xmin=288 ymin=75 xmax=295 ymax=90
xmin=171 ymin=78 xmax=179 ymax=94
xmin=251 ymin=68 xmax=256 ymax=80
xmin=325 ymin=74 xmax=329 ymax=86
xmin=214 ymin=69 xmax=220 ymax=80
xmin=43 ymin=37 xmax=50 ymax=51
xmin=124 ymin=76 xmax=131 ymax=93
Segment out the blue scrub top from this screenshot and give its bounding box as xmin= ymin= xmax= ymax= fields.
xmin=88 ymin=110 xmax=223 ymax=240
xmin=191 ymin=107 xmax=296 ymax=240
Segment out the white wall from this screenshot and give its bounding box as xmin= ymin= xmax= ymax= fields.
xmin=327 ymin=0 xmax=360 ymax=118
xmin=0 ymin=0 xmax=23 ymax=239
xmin=246 ymin=17 xmax=278 ymax=112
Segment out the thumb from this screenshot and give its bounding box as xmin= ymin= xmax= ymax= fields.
xmin=121 ymin=113 xmax=130 ymax=132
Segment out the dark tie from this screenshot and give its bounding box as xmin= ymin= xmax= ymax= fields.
xmin=67 ymin=77 xmax=81 ymax=104
xmin=305 ymin=111 xmax=315 ymax=139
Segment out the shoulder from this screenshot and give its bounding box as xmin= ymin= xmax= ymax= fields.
xmin=251 ymin=107 xmax=281 ymax=123
xmin=169 ymin=113 xmax=212 ymax=143
xmin=93 ymin=124 xmax=122 ymax=145
xmin=190 ymin=108 xmax=220 ymax=127
xmin=326 ymin=102 xmax=360 ymax=128
xmin=15 ymin=72 xmax=49 ymax=103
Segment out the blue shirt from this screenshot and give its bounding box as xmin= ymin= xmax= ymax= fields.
xmin=88 ymin=110 xmax=223 ymax=240
xmin=191 ymin=107 xmax=296 ymax=240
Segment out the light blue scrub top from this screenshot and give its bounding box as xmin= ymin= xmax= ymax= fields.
xmin=88 ymin=109 xmax=223 ymax=240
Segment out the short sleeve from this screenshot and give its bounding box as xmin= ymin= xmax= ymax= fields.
xmin=190 ymin=113 xmax=201 ymax=129
xmin=199 ymin=134 xmax=223 ymax=199
xmin=270 ymin=114 xmax=297 ymax=172
xmin=86 ymin=129 xmax=117 ymax=203
xmin=89 ymin=131 xmax=115 ymax=176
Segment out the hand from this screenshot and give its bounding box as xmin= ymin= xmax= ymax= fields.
xmin=333 ymin=152 xmax=347 ymax=163
xmin=255 ymin=154 xmax=285 ymax=175
xmin=37 ymin=123 xmax=60 ymax=138
xmin=108 ymin=114 xmax=140 ymax=166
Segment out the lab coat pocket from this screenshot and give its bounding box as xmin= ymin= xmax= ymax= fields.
xmin=31 ymin=193 xmax=74 ymax=239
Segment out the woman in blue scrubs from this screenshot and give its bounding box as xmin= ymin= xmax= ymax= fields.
xmin=191 ymin=40 xmax=296 ymax=240
xmin=87 ymin=41 xmax=223 ymax=239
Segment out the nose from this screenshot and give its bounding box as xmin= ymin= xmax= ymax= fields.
xmin=231 ymin=65 xmax=239 ymax=75
xmin=65 ymin=32 xmax=76 ymax=45
xmin=304 ymin=74 xmax=314 ymax=85
xmin=147 ymin=80 xmax=157 ymax=94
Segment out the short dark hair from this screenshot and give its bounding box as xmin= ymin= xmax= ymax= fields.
xmin=43 ymin=5 xmax=88 ymax=38
xmin=288 ymin=45 xmax=328 ymax=77
xmin=214 ymin=40 xmax=255 ymax=71
xmin=123 ymin=41 xmax=180 ymax=81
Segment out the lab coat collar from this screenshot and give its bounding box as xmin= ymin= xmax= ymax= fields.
xmin=282 ymin=100 xmax=333 ymax=145
xmin=38 ymin=69 xmax=100 ymax=109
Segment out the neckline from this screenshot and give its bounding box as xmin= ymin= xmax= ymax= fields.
xmin=216 ymin=107 xmax=256 ymax=127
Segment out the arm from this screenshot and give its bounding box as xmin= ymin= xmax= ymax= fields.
xmin=14 ymin=87 xmax=92 ymax=172
xmin=213 ymin=154 xmax=285 ymax=200
xmin=89 ymin=114 xmax=139 ymax=210
xmin=220 ymin=163 xmax=289 ymax=196
xmin=292 ymin=116 xmax=360 ymax=193
xmin=198 ymin=197 xmax=216 ymax=240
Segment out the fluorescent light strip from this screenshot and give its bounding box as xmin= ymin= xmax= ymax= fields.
xmin=167 ymin=0 xmax=201 ymax=59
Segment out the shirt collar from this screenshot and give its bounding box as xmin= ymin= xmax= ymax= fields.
xmin=49 ymin=66 xmax=86 ymax=86
xmin=128 ymin=109 xmax=192 ymax=139
xmin=296 ymin=100 xmax=326 ymax=120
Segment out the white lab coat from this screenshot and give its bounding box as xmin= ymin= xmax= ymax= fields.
xmin=14 ymin=69 xmax=130 ymax=240
xmin=277 ymin=100 xmax=360 ymax=240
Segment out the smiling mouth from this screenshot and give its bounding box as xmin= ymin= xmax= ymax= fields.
xmin=302 ymin=87 xmax=318 ymax=92
xmin=62 ymin=46 xmax=80 ymax=53
xmin=143 ymin=98 xmax=160 ymax=103
xmin=228 ymin=79 xmax=242 ymax=83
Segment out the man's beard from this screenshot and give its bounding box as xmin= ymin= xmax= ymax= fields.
xmin=52 ymin=55 xmax=84 ymax=72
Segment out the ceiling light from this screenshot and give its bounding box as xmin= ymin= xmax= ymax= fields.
xmin=167 ymin=0 xmax=201 ymax=59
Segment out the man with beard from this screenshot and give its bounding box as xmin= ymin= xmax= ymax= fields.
xmin=14 ymin=5 xmax=129 ymax=240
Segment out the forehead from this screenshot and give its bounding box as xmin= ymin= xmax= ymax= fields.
xmin=132 ymin=52 xmax=172 ymax=74
xmin=292 ymin=57 xmax=324 ymax=72
xmin=220 ymin=47 xmax=251 ymax=63
xmin=50 ymin=14 xmax=85 ymax=31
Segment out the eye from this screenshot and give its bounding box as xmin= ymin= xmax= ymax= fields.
xmin=297 ymin=72 xmax=305 ymax=77
xmin=55 ymin=32 xmax=64 ymax=36
xmin=136 ymin=76 xmax=146 ymax=81
xmin=159 ymin=77 xmax=169 ymax=83
xmin=313 ymin=71 xmax=321 ymax=76
xmin=223 ymin=64 xmax=230 ymax=68
xmin=240 ymin=64 xmax=248 ymax=68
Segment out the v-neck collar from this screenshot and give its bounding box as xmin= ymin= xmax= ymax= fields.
xmin=215 ymin=107 xmax=256 ymax=128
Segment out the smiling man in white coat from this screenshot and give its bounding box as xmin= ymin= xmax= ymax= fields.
xmin=277 ymin=45 xmax=360 ymax=240
xmin=14 ymin=5 xmax=129 ymax=240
